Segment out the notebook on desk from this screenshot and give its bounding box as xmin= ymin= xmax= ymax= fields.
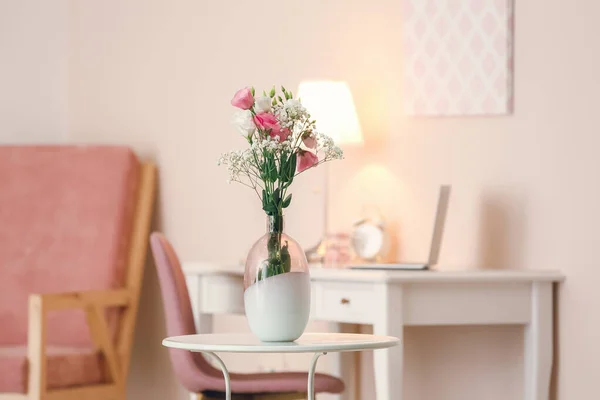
xmin=350 ymin=185 xmax=451 ymax=271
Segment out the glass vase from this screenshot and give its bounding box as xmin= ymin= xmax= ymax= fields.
xmin=243 ymin=215 xmax=310 ymax=342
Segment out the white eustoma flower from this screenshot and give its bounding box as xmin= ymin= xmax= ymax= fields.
xmin=255 ymin=96 xmax=272 ymax=113
xmin=231 ymin=109 xmax=256 ymax=137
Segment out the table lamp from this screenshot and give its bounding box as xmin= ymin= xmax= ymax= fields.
xmin=297 ymin=81 xmax=364 ymax=262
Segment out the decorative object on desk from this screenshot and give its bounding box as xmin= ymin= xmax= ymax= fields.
xmin=350 ymin=185 xmax=452 ymax=271
xmin=323 ymin=232 xmax=354 ymax=267
xmin=218 ymin=85 xmax=344 ymax=342
xmin=402 ymin=0 xmax=514 ymax=115
xmin=297 ymin=81 xmax=363 ymax=262
xmin=351 ymin=204 xmax=389 ymax=262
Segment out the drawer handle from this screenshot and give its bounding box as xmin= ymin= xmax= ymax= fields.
xmin=340 ymin=298 xmax=350 ymax=305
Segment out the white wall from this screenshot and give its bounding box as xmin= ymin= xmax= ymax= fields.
xmin=0 ymin=0 xmax=68 ymax=143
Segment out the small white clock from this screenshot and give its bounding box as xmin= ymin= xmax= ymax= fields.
xmin=351 ymin=206 xmax=388 ymax=261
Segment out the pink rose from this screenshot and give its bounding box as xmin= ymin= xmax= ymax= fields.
xmin=302 ymin=135 xmax=317 ymax=149
xmin=253 ymin=112 xmax=290 ymax=142
xmin=231 ymin=87 xmax=254 ymax=110
xmin=277 ymin=128 xmax=291 ymax=142
xmin=253 ymin=112 xmax=279 ymax=132
xmin=297 ymin=150 xmax=319 ymax=172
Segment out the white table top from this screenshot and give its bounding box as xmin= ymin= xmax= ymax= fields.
xmin=183 ymin=262 xmax=564 ymax=283
xmin=162 ymin=333 xmax=400 ymax=353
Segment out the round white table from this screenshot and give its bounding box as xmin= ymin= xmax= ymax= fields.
xmin=162 ymin=332 xmax=400 ymax=400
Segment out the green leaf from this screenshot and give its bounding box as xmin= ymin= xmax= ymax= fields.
xmin=261 ymin=189 xmax=268 ymax=208
xmin=271 ymin=97 xmax=277 ymax=106
xmin=273 ymin=188 xmax=281 ymax=204
xmin=281 ymin=242 xmax=291 ymax=273
xmin=267 ymin=233 xmax=280 ymax=255
xmin=284 ymin=91 xmax=291 ymax=100
xmin=278 ymin=95 xmax=283 ymax=103
xmin=265 ymin=261 xmax=278 ymax=278
xmin=281 ymin=85 xmax=287 ymax=94
xmin=262 ymin=203 xmax=277 ymax=215
xmin=251 ymin=87 xmax=255 ymax=96
xmin=276 ymin=152 xmax=295 ymax=184
xmin=282 ymin=193 xmax=292 ymax=208
xmin=269 ymin=86 xmax=276 ymax=98
xmin=268 ymin=158 xmax=278 ymax=182
xmin=262 ymin=154 xmax=278 ymax=183
xmin=278 ymin=153 xmax=288 ymax=179
xmin=288 ymin=153 xmax=297 ymax=180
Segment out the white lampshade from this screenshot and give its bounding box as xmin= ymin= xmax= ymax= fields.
xmin=297 ymin=81 xmax=363 ymax=145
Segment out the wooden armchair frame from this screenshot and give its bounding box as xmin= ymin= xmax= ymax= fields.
xmin=0 ymin=162 xmax=156 ymax=400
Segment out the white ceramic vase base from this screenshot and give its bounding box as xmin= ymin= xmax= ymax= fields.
xmin=244 ymin=271 xmax=311 ymax=342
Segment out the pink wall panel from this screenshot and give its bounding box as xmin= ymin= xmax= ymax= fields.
xmin=403 ymin=0 xmax=514 ymax=115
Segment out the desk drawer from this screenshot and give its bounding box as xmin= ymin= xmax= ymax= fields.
xmin=200 ymin=275 xmax=245 ymax=314
xmin=312 ymin=281 xmax=379 ymax=324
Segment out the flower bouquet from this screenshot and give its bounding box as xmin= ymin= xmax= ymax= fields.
xmin=218 ymin=86 xmax=343 ymax=341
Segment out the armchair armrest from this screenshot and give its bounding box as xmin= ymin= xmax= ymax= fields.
xmin=31 ymin=289 xmax=131 ymax=310
xmin=27 ymin=289 xmax=130 ymax=398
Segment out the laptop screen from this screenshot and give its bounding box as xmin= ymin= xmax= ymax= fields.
xmin=427 ymin=185 xmax=451 ymax=266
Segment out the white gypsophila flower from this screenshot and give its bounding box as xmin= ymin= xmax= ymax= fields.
xmin=272 ymin=104 xmax=291 ymax=129
xmin=273 ymin=99 xmax=309 ymax=134
xmin=231 ymin=109 xmax=256 ymax=137
xmin=316 ymin=132 xmax=333 ymax=147
xmin=217 ymin=149 xmax=258 ymax=184
xmin=283 ymin=99 xmax=307 ymax=118
xmin=314 ymin=132 xmax=344 ymax=161
xmin=280 ymin=137 xmax=294 ymax=152
xmin=324 ymin=144 xmax=344 ymax=161
xmin=249 ymin=135 xmax=294 ymax=159
xmin=254 ymin=96 xmax=272 ymax=113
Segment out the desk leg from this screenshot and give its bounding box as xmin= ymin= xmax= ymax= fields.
xmin=524 ymin=282 xmax=553 ymax=400
xmin=373 ymin=284 xmax=403 ymax=400
xmin=330 ymin=322 xmax=359 ymax=400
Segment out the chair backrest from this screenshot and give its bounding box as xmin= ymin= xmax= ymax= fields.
xmin=0 ymin=146 xmax=147 ymax=348
xmin=150 ymin=233 xmax=217 ymax=391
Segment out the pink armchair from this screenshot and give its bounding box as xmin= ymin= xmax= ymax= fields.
xmin=150 ymin=233 xmax=345 ymax=400
xmin=0 ymin=146 xmax=156 ymax=400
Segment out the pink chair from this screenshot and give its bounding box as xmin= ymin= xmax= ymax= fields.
xmin=150 ymin=232 xmax=345 ymax=400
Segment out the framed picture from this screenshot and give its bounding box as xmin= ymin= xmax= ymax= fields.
xmin=402 ymin=0 xmax=514 ymax=116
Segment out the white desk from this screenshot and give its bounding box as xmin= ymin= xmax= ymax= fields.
xmin=184 ymin=263 xmax=563 ymax=400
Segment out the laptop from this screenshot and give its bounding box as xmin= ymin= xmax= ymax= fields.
xmin=350 ymin=185 xmax=451 ymax=271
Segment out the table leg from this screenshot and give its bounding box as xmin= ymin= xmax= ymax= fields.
xmin=308 ymin=352 xmax=327 ymax=400
xmin=524 ymin=282 xmax=553 ymax=400
xmin=203 ymin=352 xmax=231 ymax=400
xmin=373 ymin=284 xmax=403 ymax=400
